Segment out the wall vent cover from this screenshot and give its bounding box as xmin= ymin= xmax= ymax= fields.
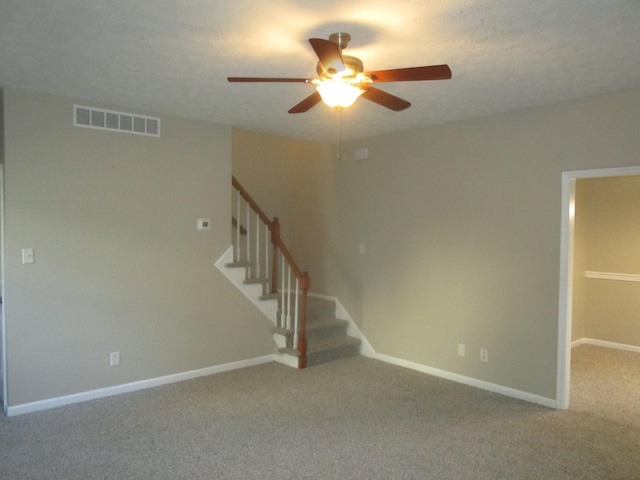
xmin=74 ymin=105 xmax=160 ymax=137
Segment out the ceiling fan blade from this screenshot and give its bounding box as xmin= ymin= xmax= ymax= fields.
xmin=309 ymin=38 xmax=346 ymax=75
xmin=360 ymin=86 xmax=411 ymax=111
xmin=288 ymin=91 xmax=323 ymax=114
xmin=365 ymin=64 xmax=452 ymax=82
xmin=228 ymin=77 xmax=311 ymax=83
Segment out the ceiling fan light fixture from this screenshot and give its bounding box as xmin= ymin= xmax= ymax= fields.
xmin=316 ymin=79 xmax=364 ymax=109
xmin=228 ymin=33 xmax=451 ymax=114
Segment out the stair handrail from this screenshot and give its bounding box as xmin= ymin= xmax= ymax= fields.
xmin=232 ymin=175 xmax=309 ymax=368
xmin=232 ymin=176 xmax=272 ymax=230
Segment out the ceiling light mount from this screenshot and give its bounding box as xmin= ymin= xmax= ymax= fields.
xmin=328 ymin=32 xmax=351 ymax=51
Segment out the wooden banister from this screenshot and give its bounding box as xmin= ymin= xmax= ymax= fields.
xmin=297 ymin=272 xmax=309 ymax=369
xmin=275 ymin=232 xmax=305 ymax=280
xmin=232 ymin=176 xmax=273 ymax=228
xmin=231 ymin=216 xmax=247 ymax=235
xmin=231 ymin=176 xmax=309 ymax=368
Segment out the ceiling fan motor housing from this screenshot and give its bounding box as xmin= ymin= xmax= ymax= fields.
xmin=317 ymin=55 xmax=364 ymax=78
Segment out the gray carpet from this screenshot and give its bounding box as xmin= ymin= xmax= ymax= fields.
xmin=1 ymin=345 xmax=639 ymax=479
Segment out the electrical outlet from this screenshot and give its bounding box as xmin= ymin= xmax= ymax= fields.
xmin=480 ymin=348 xmax=488 ymax=362
xmin=458 ymin=343 xmax=465 ymax=356
xmin=110 ymin=351 xmax=120 ymax=366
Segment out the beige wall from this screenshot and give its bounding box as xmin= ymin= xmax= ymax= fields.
xmin=232 ymin=128 xmax=331 ymax=259
xmin=573 ymin=176 xmax=640 ymax=346
xmin=3 ymin=89 xmax=274 ymax=406
xmin=0 ymin=89 xmax=3 ymax=405
xmin=0 ymin=88 xmax=4 ymax=164
xmin=231 ymin=87 xmax=640 ymax=400
xmin=13 ymin=82 xmax=634 ymax=406
xmin=232 ymin=130 xmax=297 ymax=240
xmin=280 ymin=87 xmax=640 ymax=400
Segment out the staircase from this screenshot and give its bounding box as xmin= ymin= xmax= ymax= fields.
xmin=217 ymin=176 xmax=361 ymax=368
xmin=271 ymin=296 xmax=361 ymax=367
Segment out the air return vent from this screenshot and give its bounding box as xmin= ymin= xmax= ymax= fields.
xmin=74 ymin=105 xmax=160 ymax=137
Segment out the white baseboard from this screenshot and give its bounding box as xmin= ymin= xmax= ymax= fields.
xmin=6 ymin=354 xmax=277 ymax=417
xmin=371 ymin=352 xmax=557 ymax=409
xmin=572 ymin=337 xmax=640 ymax=353
xmin=308 ymin=293 xmax=556 ymax=408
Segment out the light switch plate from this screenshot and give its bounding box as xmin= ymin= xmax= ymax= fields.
xmin=22 ymin=248 xmax=35 ymax=264
xmin=355 ymin=148 xmax=369 ymax=160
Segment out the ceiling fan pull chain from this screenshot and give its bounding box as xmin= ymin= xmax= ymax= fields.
xmin=336 ymin=108 xmax=342 ymax=160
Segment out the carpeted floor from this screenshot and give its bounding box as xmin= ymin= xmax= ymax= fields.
xmin=0 ymin=344 xmax=639 ymax=479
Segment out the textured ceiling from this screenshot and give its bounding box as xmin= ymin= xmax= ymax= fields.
xmin=1 ymin=0 xmax=640 ymax=143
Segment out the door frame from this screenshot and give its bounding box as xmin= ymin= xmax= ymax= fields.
xmin=1 ymin=165 xmax=6 ymax=413
xmin=557 ymin=165 xmax=640 ymax=409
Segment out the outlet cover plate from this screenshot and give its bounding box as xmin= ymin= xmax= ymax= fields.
xmin=110 ymin=351 xmax=120 ymax=366
xmin=480 ymin=348 xmax=488 ymax=362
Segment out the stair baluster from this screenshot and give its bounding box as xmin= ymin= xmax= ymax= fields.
xmin=270 ymin=218 xmax=280 ymax=295
xmin=234 ymin=190 xmax=241 ymax=263
xmin=245 ymin=201 xmax=251 ymax=277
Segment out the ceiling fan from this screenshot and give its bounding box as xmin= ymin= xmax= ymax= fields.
xmin=228 ymin=32 xmax=451 ymax=113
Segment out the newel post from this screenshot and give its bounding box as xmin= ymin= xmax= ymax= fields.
xmin=298 ymin=271 xmax=310 ymax=369
xmin=270 ymin=217 xmax=280 ymax=294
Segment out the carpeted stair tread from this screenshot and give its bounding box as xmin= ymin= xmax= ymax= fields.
xmin=306 ymin=336 xmax=361 ymax=366
xmin=271 ymin=318 xmax=347 ymax=334
xmin=307 ymin=335 xmax=361 ymax=354
xmin=271 ymin=318 xmax=350 ymax=347
xmin=277 ymin=297 xmax=338 ymax=325
xmin=278 ymin=346 xmax=301 ymax=357
xmin=306 ymin=317 xmax=347 ymax=329
xmin=306 ymin=297 xmax=337 ymax=318
xmin=243 ymin=277 xmax=267 ymax=285
xmin=278 ymin=336 xmax=361 ymax=362
xmin=225 ymin=261 xmax=250 ymax=268
xmin=270 ymin=326 xmax=294 ymax=336
xmin=306 ymin=318 xmax=349 ymax=340
xmin=259 ymin=293 xmax=279 ymax=301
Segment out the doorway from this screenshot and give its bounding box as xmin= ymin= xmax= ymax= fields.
xmin=557 ymin=165 xmax=640 ymax=409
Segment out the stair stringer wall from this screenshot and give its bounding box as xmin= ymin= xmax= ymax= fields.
xmin=215 ymin=246 xmax=297 ymax=368
xmin=215 ymin=247 xmax=278 ymax=320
